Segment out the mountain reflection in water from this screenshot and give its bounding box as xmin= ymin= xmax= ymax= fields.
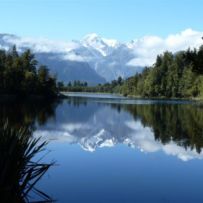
xmin=30 ymin=97 xmax=203 ymax=161
xmin=1 ymin=97 xmax=203 ymax=203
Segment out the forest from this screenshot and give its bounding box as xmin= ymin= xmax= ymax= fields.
xmin=0 ymin=46 xmax=58 ymax=98
xmin=118 ymin=45 xmax=203 ymax=98
xmin=63 ymin=44 xmax=203 ymax=99
xmin=3 ymin=44 xmax=203 ymax=100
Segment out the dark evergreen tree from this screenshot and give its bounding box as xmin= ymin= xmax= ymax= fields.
xmin=0 ymin=46 xmax=58 ymax=98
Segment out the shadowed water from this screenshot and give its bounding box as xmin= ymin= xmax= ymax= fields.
xmin=1 ymin=96 xmax=203 ymax=202
xmin=0 ymin=100 xmax=59 ymax=202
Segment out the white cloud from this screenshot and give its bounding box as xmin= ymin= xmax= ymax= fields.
xmin=60 ymin=123 xmax=83 ymax=132
xmin=127 ymin=28 xmax=203 ymax=66
xmin=33 ymin=129 xmax=77 ymax=143
xmin=2 ymin=28 xmax=203 ymax=66
xmin=4 ymin=35 xmax=80 ymax=53
xmin=62 ymin=53 xmax=88 ymax=62
xmin=125 ymin=120 xmax=203 ymax=161
xmin=33 ymin=117 xmax=203 ymax=161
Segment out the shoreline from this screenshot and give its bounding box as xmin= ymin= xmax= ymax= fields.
xmin=0 ymin=93 xmax=68 ymax=102
xmin=1 ymin=92 xmax=202 ymax=103
xmin=60 ymin=91 xmax=203 ymax=102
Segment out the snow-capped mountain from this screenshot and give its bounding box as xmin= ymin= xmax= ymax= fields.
xmin=0 ymin=29 xmax=202 ymax=84
xmin=0 ymin=33 xmax=143 ymax=84
xmin=82 ymin=33 xmax=119 ymax=56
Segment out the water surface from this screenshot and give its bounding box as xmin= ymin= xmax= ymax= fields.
xmin=1 ymin=95 xmax=203 ymax=203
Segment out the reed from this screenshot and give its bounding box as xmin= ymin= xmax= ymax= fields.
xmin=0 ymin=121 xmax=54 ymax=202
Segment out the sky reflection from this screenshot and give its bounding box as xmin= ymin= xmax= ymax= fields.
xmin=33 ymin=99 xmax=203 ymax=161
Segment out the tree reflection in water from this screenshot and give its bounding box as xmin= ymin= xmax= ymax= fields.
xmin=65 ymin=97 xmax=203 ymax=154
xmin=1 ymin=97 xmax=203 ymax=202
xmin=115 ymin=103 xmax=203 ymax=153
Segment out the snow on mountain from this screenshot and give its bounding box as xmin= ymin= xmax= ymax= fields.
xmin=77 ymin=34 xmax=144 ymax=80
xmin=0 ymin=29 xmax=202 ymax=84
xmin=82 ymin=33 xmax=119 ymax=56
xmin=0 ymin=33 xmax=141 ymax=83
xmin=92 ymin=44 xmax=142 ymax=81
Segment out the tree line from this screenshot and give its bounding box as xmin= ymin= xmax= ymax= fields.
xmin=110 ymin=103 xmax=203 ymax=153
xmin=118 ymin=45 xmax=203 ymax=98
xmin=62 ymin=44 xmax=203 ymax=99
xmin=57 ymin=43 xmax=203 ymax=99
xmin=61 ymin=76 xmax=124 ymax=93
xmin=0 ymin=46 xmax=58 ymax=98
xmin=58 ymin=80 xmax=88 ymax=92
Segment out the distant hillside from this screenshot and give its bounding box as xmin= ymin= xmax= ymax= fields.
xmin=0 ymin=30 xmax=202 ymax=85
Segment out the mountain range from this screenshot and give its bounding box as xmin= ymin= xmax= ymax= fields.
xmin=0 ymin=33 xmax=142 ymax=85
xmin=0 ymin=29 xmax=202 ymax=85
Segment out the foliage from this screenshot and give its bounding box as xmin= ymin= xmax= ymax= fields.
xmin=62 ymin=44 xmax=203 ymax=99
xmin=118 ymin=46 xmax=203 ymax=98
xmin=109 ymin=103 xmax=203 ymax=153
xmin=61 ymin=77 xmax=124 ymax=93
xmin=0 ymin=121 xmax=54 ymax=202
xmin=0 ymin=46 xmax=58 ymax=97
xmin=0 ymin=99 xmax=59 ymax=202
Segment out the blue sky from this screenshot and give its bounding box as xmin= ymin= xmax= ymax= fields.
xmin=0 ymin=0 xmax=202 ymax=41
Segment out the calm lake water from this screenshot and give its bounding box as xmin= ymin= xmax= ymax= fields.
xmin=2 ymin=94 xmax=203 ymax=203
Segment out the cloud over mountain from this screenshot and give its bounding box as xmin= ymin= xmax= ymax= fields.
xmin=127 ymin=28 xmax=203 ymax=66
xmin=0 ymin=29 xmax=202 ymax=84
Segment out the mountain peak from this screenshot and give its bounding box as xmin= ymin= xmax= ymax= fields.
xmin=83 ymin=33 xmax=101 ymax=42
xmin=82 ymin=33 xmax=118 ymax=47
xmin=82 ymin=33 xmax=119 ymax=56
xmin=0 ymin=32 xmax=143 ymax=83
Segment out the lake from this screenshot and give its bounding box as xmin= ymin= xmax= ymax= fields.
xmin=1 ymin=94 xmax=203 ymax=203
